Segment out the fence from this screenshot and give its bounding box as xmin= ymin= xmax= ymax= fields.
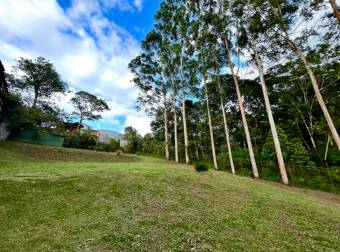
xmin=10 ymin=128 xmax=64 ymax=147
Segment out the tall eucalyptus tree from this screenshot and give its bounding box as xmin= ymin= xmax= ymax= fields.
xmin=173 ymin=0 xmax=193 ymax=164
xmin=156 ymin=1 xmax=180 ymax=162
xmin=251 ymin=0 xmax=340 ymax=151
xmin=129 ymin=30 xmax=171 ymax=160
xmin=210 ymin=0 xmax=259 ymax=177
xmin=190 ymin=0 xmax=219 ymax=169
xmin=215 ymin=67 xmax=235 ymax=174
xmin=236 ymin=1 xmax=289 ymax=184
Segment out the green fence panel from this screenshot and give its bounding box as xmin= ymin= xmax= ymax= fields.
xmin=11 ymin=128 xmax=64 ymax=147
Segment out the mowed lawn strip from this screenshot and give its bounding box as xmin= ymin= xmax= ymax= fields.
xmin=0 ymin=141 xmax=339 ymax=251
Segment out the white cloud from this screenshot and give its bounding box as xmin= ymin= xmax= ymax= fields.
xmin=133 ymin=0 xmax=143 ymax=11
xmin=85 ymin=0 xmax=144 ymax=13
xmin=0 ymin=0 xmax=150 ymax=135
xmin=124 ymin=114 xmax=151 ymax=136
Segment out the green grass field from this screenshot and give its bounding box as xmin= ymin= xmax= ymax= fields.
xmin=0 ymin=141 xmax=339 ymax=251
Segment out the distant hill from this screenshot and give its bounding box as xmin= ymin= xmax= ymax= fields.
xmin=97 ymin=130 xmax=125 ymax=143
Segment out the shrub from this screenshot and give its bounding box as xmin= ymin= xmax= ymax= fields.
xmin=194 ymin=162 xmax=209 ymax=172
xmin=232 ymin=147 xmax=251 ymax=169
xmin=327 ymin=150 xmax=340 ymax=166
xmin=259 ymin=164 xmax=281 ymax=181
xmin=263 ymin=127 xmax=309 ymax=166
xmin=306 ymin=161 xmax=317 ymax=169
xmin=63 ymin=130 xmax=97 ymax=150
xmin=96 ymin=139 xmax=120 ymax=153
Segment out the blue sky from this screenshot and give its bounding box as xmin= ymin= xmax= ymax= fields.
xmin=0 ymin=0 xmax=162 ymax=135
xmin=57 ymin=0 xmax=162 ymax=40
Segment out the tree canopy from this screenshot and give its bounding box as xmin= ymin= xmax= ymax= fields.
xmin=129 ymin=0 xmax=340 ymax=185
xmin=8 ymin=57 xmax=67 ymax=107
xmin=71 ymin=91 xmax=110 ymax=128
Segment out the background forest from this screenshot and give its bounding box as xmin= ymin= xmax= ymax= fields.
xmin=128 ymin=0 xmax=340 ymax=191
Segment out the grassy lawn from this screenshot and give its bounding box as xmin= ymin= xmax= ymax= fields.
xmin=0 ymin=141 xmax=339 ymax=251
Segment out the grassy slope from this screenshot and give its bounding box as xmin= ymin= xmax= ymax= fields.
xmin=0 ymin=141 xmax=339 ymax=251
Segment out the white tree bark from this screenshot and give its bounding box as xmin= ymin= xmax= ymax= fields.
xmin=251 ymin=38 xmax=288 ymax=184
xmin=286 ymin=38 xmax=340 ymax=151
xmin=204 ymin=76 xmax=218 ymax=170
xmin=180 ymin=47 xmax=190 ymax=164
xmin=173 ymin=85 xmax=179 ymax=163
xmin=224 ymin=38 xmax=259 ymax=178
xmin=163 ymin=91 xmax=170 ymax=161
xmin=325 ymin=134 xmax=330 ymax=161
xmin=216 ymin=74 xmax=235 ymax=174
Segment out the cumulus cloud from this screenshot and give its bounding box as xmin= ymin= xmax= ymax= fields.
xmin=0 ymin=0 xmax=150 ymax=135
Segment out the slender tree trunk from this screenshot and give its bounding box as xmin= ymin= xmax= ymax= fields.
xmin=33 ymin=91 xmax=38 ymax=108
xmin=193 ymin=135 xmax=200 ymax=160
xmin=223 ymin=38 xmax=259 ymax=178
xmin=77 ymin=117 xmax=83 ymax=131
xmin=286 ymin=38 xmax=340 ymax=151
xmin=329 ymin=0 xmax=340 ymax=23
xmin=173 ymin=86 xmax=179 ymax=163
xmin=296 ymin=120 xmax=311 ymax=150
xmin=204 ymin=76 xmax=218 ymax=170
xmin=296 ymin=79 xmax=317 ymax=148
xmin=198 ymin=134 xmax=206 ymax=159
xmin=251 ymin=38 xmax=288 ymax=184
xmin=300 ymin=113 xmax=317 ymax=148
xmin=180 ymin=50 xmax=190 ymax=164
xmin=0 ymin=60 xmax=8 ymax=112
xmin=216 ymin=74 xmax=235 ymax=174
xmin=163 ymin=91 xmax=170 ymax=161
xmin=325 ymin=134 xmax=330 ymax=162
xmin=182 ymin=88 xmax=190 ymax=164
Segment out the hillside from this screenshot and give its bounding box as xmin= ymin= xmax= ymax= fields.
xmin=0 ymin=141 xmax=339 ymax=251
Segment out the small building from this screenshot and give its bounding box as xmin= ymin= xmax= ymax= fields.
xmin=64 ymin=122 xmax=92 ymax=133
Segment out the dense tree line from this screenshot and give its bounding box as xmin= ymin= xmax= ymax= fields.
xmin=129 ymin=0 xmax=340 ymax=185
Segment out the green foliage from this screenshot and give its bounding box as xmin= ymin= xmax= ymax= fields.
xmin=194 ymin=161 xmax=210 ymax=172
xmin=124 ymin=126 xmax=142 ymax=153
xmin=263 ymin=127 xmax=309 ymax=166
xmin=289 ymin=138 xmax=310 ymax=166
xmin=8 ymin=57 xmax=67 ymax=107
xmin=96 ymin=139 xmax=121 ymax=153
xmin=258 ymin=165 xmax=282 ymax=181
xmin=232 ymin=147 xmax=251 ymax=169
xmin=0 ymin=93 xmax=25 ymax=126
xmin=1 ymin=95 xmax=66 ymax=134
xmin=63 ymin=130 xmax=97 ymax=150
xmin=287 ymin=166 xmax=340 ymax=192
xmin=327 ymin=149 xmax=340 ymax=166
xmin=306 ymin=161 xmax=317 ymax=169
xmin=70 ymin=91 xmax=109 ymax=125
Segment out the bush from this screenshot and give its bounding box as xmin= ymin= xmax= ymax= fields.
xmin=63 ymin=130 xmax=97 ymax=150
xmin=263 ymin=127 xmax=309 ymax=166
xmin=96 ymin=139 xmax=120 ymax=153
xmin=306 ymin=161 xmax=317 ymax=169
xmin=327 ymin=150 xmax=340 ymax=166
xmin=194 ymin=162 xmax=209 ymax=172
xmin=259 ymin=164 xmax=281 ymax=181
xmin=232 ymin=147 xmax=251 ymax=169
